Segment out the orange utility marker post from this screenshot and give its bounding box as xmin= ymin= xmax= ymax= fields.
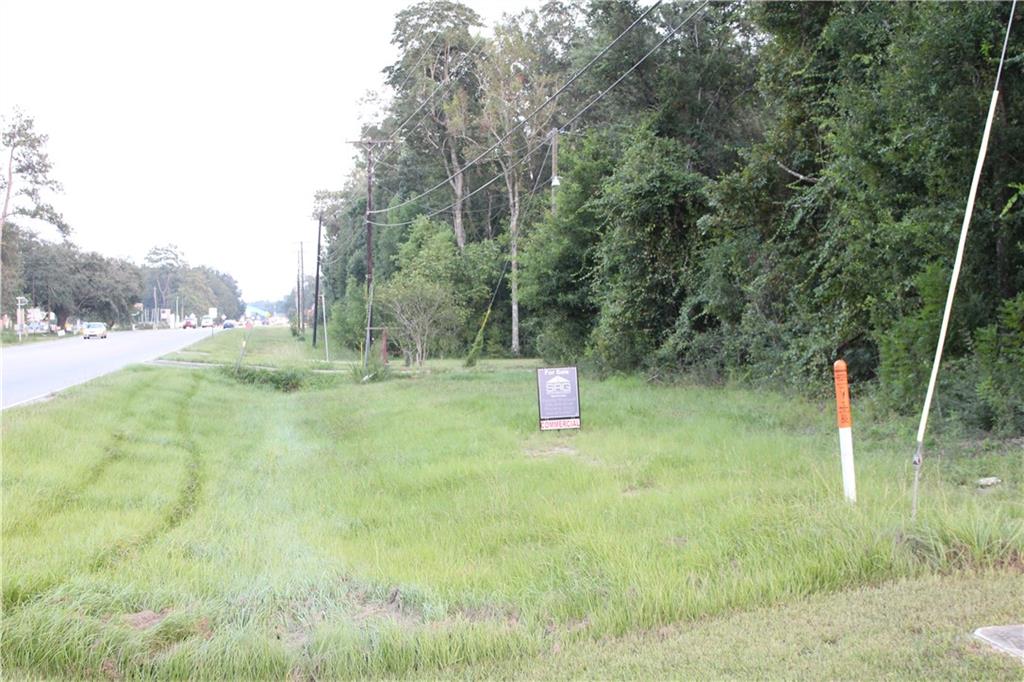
xmin=833 ymin=360 xmax=856 ymax=503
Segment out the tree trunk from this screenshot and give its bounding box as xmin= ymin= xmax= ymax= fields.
xmin=1 ymin=144 xmax=15 ymax=247
xmin=449 ymin=147 xmax=466 ymax=251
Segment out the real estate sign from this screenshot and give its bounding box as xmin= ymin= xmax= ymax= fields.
xmin=537 ymin=366 xmax=581 ymax=431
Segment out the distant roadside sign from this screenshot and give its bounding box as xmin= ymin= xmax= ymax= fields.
xmin=537 ymin=366 xmax=581 ymax=431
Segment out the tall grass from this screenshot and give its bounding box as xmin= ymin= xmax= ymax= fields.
xmin=2 ymin=366 xmax=1020 ymax=678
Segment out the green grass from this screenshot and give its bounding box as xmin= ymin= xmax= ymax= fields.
xmin=2 ymin=359 xmax=1021 ymax=679
xmin=1 ymin=331 xmax=79 ymax=346
xmin=161 ymin=327 xmax=352 ymax=368
xmin=162 ymin=326 xmax=539 ymax=376
xmin=492 ymin=572 xmax=1024 ymax=679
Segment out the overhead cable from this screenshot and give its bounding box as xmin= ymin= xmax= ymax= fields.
xmin=369 ymin=0 xmax=710 ymax=229
xmin=367 ymin=0 xmax=666 ymax=215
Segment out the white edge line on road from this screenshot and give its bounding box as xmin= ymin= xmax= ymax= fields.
xmin=2 ymin=391 xmax=58 ymax=411
xmin=2 ymin=329 xmax=223 ymax=411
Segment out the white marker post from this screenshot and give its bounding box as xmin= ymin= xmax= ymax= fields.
xmin=833 ymin=360 xmax=856 ymax=503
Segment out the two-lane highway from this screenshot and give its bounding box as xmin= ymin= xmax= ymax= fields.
xmin=1 ymin=328 xmax=218 ymax=409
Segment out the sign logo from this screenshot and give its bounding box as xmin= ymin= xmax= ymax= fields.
xmin=545 ymin=375 xmax=572 ymax=397
xmin=536 ymin=367 xmax=580 ymax=431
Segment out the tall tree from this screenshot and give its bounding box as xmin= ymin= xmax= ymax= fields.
xmin=478 ymin=12 xmax=562 ymax=354
xmin=143 ymin=244 xmax=187 ymax=309
xmin=0 ymin=111 xmax=69 ymax=245
xmin=385 ymin=0 xmax=483 ymax=250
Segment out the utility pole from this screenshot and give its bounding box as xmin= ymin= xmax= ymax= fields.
xmin=153 ymin=287 xmax=158 ymax=330
xmin=364 ymin=145 xmax=374 ymax=367
xmin=321 ymin=293 xmax=330 ymax=362
xmin=312 ymin=214 xmax=323 ymax=348
xmin=299 ymin=241 xmax=305 ymax=333
xmin=348 ymin=139 xmax=390 ymax=368
xmin=295 ymin=248 xmax=301 ymax=331
xmin=551 ymin=127 xmax=560 ymax=212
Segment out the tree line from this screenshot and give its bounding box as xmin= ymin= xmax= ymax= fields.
xmin=1 ymin=112 xmax=243 ymax=328
xmin=312 ymin=1 xmax=1022 ymax=433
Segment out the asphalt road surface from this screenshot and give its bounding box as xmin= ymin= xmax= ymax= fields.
xmin=1 ymin=328 xmax=218 ymax=410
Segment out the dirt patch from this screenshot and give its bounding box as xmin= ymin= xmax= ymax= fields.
xmin=622 ymin=482 xmax=656 ymax=496
xmin=195 ymin=617 xmax=214 ymax=640
xmin=526 ymin=445 xmax=578 ymax=459
xmin=100 ymin=658 xmax=122 ymax=681
xmin=668 ymin=536 xmax=689 ymax=549
xmin=455 ymin=602 xmax=521 ymax=628
xmin=275 ymin=597 xmax=329 ymax=651
xmin=547 ymin=616 xmax=591 ymax=637
xmin=123 ymin=609 xmax=170 ymax=630
xmin=351 ymin=586 xmax=424 ymax=628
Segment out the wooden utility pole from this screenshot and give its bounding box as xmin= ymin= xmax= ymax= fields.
xmin=551 ymin=127 xmax=560 ymax=212
xmin=312 ymin=214 xmax=323 ymax=348
xmin=299 ymin=241 xmax=305 ymax=332
xmin=295 ymin=248 xmax=301 ymax=331
xmin=348 ymin=139 xmax=390 ymax=369
xmin=364 ymin=145 xmax=374 ymax=367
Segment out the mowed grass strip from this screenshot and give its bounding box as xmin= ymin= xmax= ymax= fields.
xmin=491 ymin=572 xmax=1024 ymax=680
xmin=160 ymin=326 xmax=541 ymax=376
xmin=2 ymin=362 xmax=1021 ymax=679
xmin=161 ymin=327 xmax=350 ymax=368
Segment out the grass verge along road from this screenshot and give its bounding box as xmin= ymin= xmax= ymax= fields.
xmin=2 ymin=339 xmax=1021 ymax=678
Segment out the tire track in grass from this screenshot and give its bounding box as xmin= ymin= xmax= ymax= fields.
xmin=4 ymin=432 xmax=132 ymax=537
xmin=90 ymin=372 xmax=205 ymax=570
xmin=2 ymin=379 xmax=153 ymax=535
xmin=4 ymin=373 xmax=205 ymax=608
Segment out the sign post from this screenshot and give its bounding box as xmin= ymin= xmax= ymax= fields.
xmin=833 ymin=360 xmax=856 ymax=503
xmin=15 ymin=296 xmax=28 ymax=342
xmin=537 ymin=366 xmax=581 ymax=431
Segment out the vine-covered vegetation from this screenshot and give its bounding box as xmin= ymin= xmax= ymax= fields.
xmin=316 ymin=1 xmax=1022 ymax=433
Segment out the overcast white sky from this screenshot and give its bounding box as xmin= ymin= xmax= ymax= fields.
xmin=0 ymin=0 xmax=537 ymax=302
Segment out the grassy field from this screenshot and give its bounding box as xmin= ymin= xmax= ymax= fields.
xmin=160 ymin=327 xmax=348 ymax=368
xmin=2 ymin=334 xmax=1022 ymax=679
xmin=1 ymin=331 xmax=79 ymax=346
xmin=160 ymin=327 xmax=539 ymax=376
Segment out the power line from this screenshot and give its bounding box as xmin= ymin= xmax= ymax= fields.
xmin=377 ymin=33 xmax=487 ymax=165
xmin=368 ymin=145 xmax=541 ymax=228
xmin=560 ymin=0 xmax=711 ymax=133
xmin=369 ymin=0 xmax=710 ymax=229
xmin=387 ymin=30 xmax=441 ymax=101
xmin=367 ymin=0 xmax=666 ymax=216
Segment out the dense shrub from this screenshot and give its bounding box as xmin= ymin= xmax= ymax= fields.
xmin=223 ymin=366 xmax=308 ymax=392
xmin=973 ymin=293 xmax=1024 ymax=434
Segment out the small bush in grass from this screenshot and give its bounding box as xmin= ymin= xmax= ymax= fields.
xmin=349 ymin=358 xmax=391 ymax=384
xmin=223 ymin=366 xmax=308 ymax=392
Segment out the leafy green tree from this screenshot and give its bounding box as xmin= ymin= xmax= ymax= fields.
xmin=143 ymin=244 xmax=187 ymax=310
xmin=197 ymin=267 xmax=244 ymax=319
xmin=520 ymin=129 xmax=619 ymax=363
xmin=72 ymin=251 xmax=143 ymax=326
xmin=328 ymin=276 xmax=367 ymax=352
xmin=588 ymin=127 xmax=707 ymax=371
xmin=384 ymin=0 xmax=484 ymax=250
xmin=0 ymin=110 xmax=69 ymax=245
xmin=478 ymin=11 xmax=562 ymax=354
xmin=20 ymin=234 xmax=77 ymax=325
xmin=378 ymin=274 xmax=464 ymax=366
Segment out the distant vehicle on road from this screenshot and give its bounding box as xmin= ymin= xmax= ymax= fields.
xmin=222 ymin=320 xmax=236 ymax=329
xmin=200 ymin=316 xmax=214 ymax=328
xmin=182 ymin=318 xmax=195 ymax=329
xmin=82 ymin=322 xmax=108 ymax=339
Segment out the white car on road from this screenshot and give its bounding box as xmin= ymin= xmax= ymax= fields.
xmin=82 ymin=322 xmax=108 ymax=339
